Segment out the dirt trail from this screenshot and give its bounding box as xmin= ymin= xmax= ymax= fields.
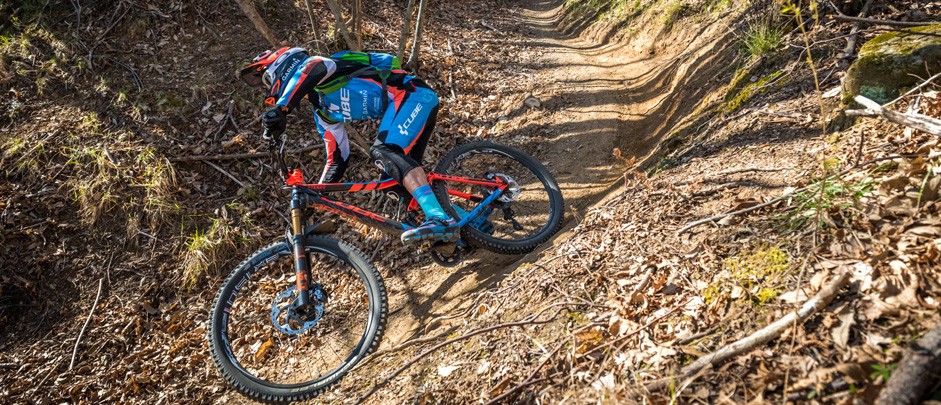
xmin=381 ymin=0 xmax=736 ymax=346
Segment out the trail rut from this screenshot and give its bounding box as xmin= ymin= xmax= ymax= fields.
xmin=380 ymin=0 xmax=737 ymax=347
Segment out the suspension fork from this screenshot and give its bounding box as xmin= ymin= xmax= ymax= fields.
xmin=290 ymin=188 xmax=313 ymax=310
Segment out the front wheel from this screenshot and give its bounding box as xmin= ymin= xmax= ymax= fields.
xmin=432 ymin=141 xmax=564 ymax=255
xmin=208 ymin=236 xmax=387 ymax=403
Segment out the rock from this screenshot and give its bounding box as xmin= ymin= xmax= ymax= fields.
xmin=524 ymin=96 xmax=541 ymax=108
xmin=843 ymin=24 xmax=941 ymax=104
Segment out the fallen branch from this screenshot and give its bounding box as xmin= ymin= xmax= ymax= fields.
xmin=676 ymin=191 xmax=794 ymax=234
xmin=646 ymin=269 xmax=851 ymax=392
xmin=846 ymin=95 xmax=941 ymax=136
xmin=69 ymin=278 xmax=104 ymax=370
xmin=876 ymin=323 xmax=941 ymax=404
xmin=357 ymin=305 xmax=568 ymax=403
xmin=829 ymin=14 xmax=939 ymax=27
xmin=204 ymin=161 xmax=247 ymax=188
xmin=169 ymin=146 xmax=319 ymax=162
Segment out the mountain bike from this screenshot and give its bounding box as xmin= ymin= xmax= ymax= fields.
xmin=208 ymin=132 xmax=564 ymax=403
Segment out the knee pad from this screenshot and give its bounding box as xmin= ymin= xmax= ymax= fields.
xmin=369 ymin=143 xmax=420 ymax=182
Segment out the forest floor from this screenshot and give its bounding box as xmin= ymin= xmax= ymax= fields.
xmin=2 ymin=0 xmax=940 ymax=403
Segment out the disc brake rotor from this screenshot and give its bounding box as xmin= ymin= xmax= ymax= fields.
xmin=486 ymin=173 xmax=521 ymax=204
xmin=270 ymin=286 xmax=325 ymax=336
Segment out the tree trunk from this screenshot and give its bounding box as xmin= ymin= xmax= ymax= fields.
xmin=305 ymin=0 xmax=327 ymax=53
xmin=353 ymin=0 xmax=363 ymax=51
xmin=234 ymin=0 xmax=278 ymax=46
xmin=323 ymin=0 xmax=359 ymax=51
xmin=397 ymin=0 xmax=415 ymax=60
xmin=405 ymin=0 xmax=427 ymax=70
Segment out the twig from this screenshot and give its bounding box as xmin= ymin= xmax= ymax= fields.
xmin=877 ymin=323 xmax=941 ymax=404
xmin=837 ymin=0 xmax=872 ymax=64
xmin=204 ymin=161 xmax=246 ymax=188
xmin=485 ymin=341 xmax=566 ymax=404
xmin=714 ymin=167 xmax=787 ymax=176
xmin=479 ymin=19 xmax=502 ymax=33
xmin=580 ymin=302 xmax=687 ymax=358
xmin=69 ymin=278 xmax=104 ymax=370
xmin=169 ymin=146 xmax=319 ymax=162
xmin=829 ymin=14 xmax=939 ymax=27
xmin=676 ymin=191 xmax=794 ymax=234
xmin=212 ymin=100 xmax=235 ymax=143
xmin=645 ymin=269 xmax=851 ymax=392
xmin=846 ymin=95 xmax=941 ymax=136
xmin=676 ymin=153 xmax=917 ymax=234
xmin=630 ymin=265 xmax=655 ymax=295
xmin=356 ymin=305 xmax=569 ymax=403
xmin=885 ymin=71 xmax=941 ymax=107
xmin=487 ymin=377 xmax=553 ymax=404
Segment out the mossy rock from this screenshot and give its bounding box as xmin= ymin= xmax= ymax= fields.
xmin=843 ymin=24 xmax=941 ymax=104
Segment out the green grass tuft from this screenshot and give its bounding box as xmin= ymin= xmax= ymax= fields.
xmin=741 ymin=20 xmax=785 ymax=57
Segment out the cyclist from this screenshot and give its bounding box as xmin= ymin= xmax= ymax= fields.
xmin=239 ymin=47 xmax=458 ymax=246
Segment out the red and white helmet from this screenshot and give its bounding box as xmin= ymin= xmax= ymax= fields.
xmin=238 ymin=47 xmax=292 ymax=88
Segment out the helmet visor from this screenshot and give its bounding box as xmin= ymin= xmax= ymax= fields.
xmin=239 ymin=63 xmax=265 ymax=88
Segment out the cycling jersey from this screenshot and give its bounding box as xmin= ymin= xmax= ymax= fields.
xmin=264 ymin=48 xmax=439 ymax=183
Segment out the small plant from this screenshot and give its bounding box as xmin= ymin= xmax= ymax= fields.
xmin=134 ymin=147 xmax=179 ymax=232
xmin=740 ymin=20 xmax=784 ymax=57
xmin=67 ymin=147 xmax=120 ymax=224
xmin=662 ymin=0 xmax=689 ymax=26
xmin=181 ymin=217 xmax=238 ymax=290
xmin=870 ymin=363 xmax=898 ymax=381
xmin=781 ymin=174 xmax=874 ymax=230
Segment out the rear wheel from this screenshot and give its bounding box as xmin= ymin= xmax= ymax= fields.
xmin=208 ymin=236 xmax=386 ymax=403
xmin=432 ymin=141 xmax=564 ymax=255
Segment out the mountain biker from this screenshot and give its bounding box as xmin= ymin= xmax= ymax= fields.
xmin=239 ymin=47 xmax=458 ymax=247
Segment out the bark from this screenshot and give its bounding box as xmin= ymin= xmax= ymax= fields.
xmin=397 ymin=0 xmax=415 ymax=60
xmin=405 ymin=0 xmax=428 ymax=70
xmin=323 ymin=0 xmax=359 ymax=51
xmin=353 ymin=0 xmax=362 ymax=51
xmin=234 ymin=0 xmax=278 ymax=46
xmin=876 ymin=324 xmax=941 ymax=405
xmin=305 ymin=0 xmax=326 ymax=53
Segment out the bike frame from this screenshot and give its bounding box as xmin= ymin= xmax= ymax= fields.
xmin=273 ymin=146 xmax=508 ymax=310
